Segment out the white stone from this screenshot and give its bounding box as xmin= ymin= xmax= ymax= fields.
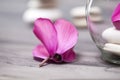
xmin=70 ymin=6 xmax=102 ymax=17
xmin=28 ymin=0 xmax=42 ymax=8
xmin=23 ymin=8 xmax=62 ymax=23
xmin=103 ymin=43 xmax=120 ymax=56
xmin=70 ymin=6 xmax=103 ymax=27
xmin=90 ymin=6 xmax=103 ymax=22
xmin=70 ymin=6 xmax=86 ymax=28
xmin=72 ymin=18 xmax=87 ymax=28
xmin=90 ymin=6 xmax=101 ymax=15
xmin=70 ymin=6 xmax=86 ymax=17
xmin=90 ymin=15 xmax=103 ymax=22
xmin=28 ymin=0 xmax=56 ymax=8
xmin=102 ymin=27 xmax=120 ymax=44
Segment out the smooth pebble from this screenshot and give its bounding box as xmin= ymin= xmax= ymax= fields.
xmin=72 ymin=18 xmax=87 ymax=27
xmin=103 ymin=43 xmax=120 ymax=56
xmin=23 ymin=8 xmax=62 ymax=23
xmin=70 ymin=6 xmax=103 ymax=27
xmin=90 ymin=6 xmax=103 ymax=22
xmin=28 ymin=0 xmax=42 ymax=8
xmin=102 ymin=27 xmax=120 ymax=44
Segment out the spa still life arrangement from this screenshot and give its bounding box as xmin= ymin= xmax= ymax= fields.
xmin=32 ymin=0 xmax=120 ymax=67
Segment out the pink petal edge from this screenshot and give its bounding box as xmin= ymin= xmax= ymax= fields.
xmin=62 ymin=48 xmax=76 ymax=62
xmin=33 ymin=18 xmax=58 ymax=55
xmin=54 ymin=19 xmax=78 ymax=54
xmin=33 ymin=44 xmax=49 ymax=59
xmin=112 ymin=3 xmax=120 ymax=30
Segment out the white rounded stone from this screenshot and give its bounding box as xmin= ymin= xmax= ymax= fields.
xmin=102 ymin=27 xmax=120 ymax=44
xmin=70 ymin=6 xmax=86 ymax=28
xmin=90 ymin=15 xmax=103 ymax=22
xmin=90 ymin=6 xmax=103 ymax=22
xmin=90 ymin=6 xmax=102 ymax=15
xmin=103 ymin=43 xmax=120 ymax=56
xmin=23 ymin=8 xmax=62 ymax=23
xmin=28 ymin=0 xmax=42 ymax=8
xmin=72 ymin=18 xmax=87 ymax=28
xmin=28 ymin=0 xmax=56 ymax=8
xmin=70 ymin=6 xmax=103 ymax=27
xmin=70 ymin=6 xmax=86 ymax=17
xmin=70 ymin=6 xmax=103 ymax=22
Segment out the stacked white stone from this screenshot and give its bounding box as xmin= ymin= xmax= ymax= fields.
xmin=70 ymin=6 xmax=103 ymax=28
xmin=23 ymin=0 xmax=62 ymax=23
xmin=70 ymin=7 xmax=87 ymax=28
xmin=102 ymin=27 xmax=120 ymax=55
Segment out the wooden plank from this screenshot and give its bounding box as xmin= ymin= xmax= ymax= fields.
xmin=0 ymin=42 xmax=114 ymax=67
xmin=0 ymin=63 xmax=120 ymax=80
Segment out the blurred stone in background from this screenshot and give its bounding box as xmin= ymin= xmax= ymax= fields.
xmin=23 ymin=0 xmax=62 ymax=23
xmin=70 ymin=6 xmax=87 ymax=28
xmin=70 ymin=6 xmax=103 ymax=28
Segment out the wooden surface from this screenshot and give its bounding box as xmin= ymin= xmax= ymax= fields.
xmin=0 ymin=0 xmax=120 ymax=80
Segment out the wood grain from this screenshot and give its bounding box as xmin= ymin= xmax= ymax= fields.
xmin=0 ymin=0 xmax=120 ymax=80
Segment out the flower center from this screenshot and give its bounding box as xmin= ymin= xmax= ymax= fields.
xmin=53 ymin=54 xmax=62 ymax=62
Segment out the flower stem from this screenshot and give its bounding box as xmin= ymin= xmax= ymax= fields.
xmin=39 ymin=57 xmax=49 ymax=67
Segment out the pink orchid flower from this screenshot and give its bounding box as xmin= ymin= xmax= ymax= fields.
xmin=112 ymin=3 xmax=120 ymax=30
xmin=33 ymin=18 xmax=78 ymax=67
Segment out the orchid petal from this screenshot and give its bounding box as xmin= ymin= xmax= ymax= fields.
xmin=33 ymin=44 xmax=49 ymax=59
xmin=54 ymin=19 xmax=78 ymax=54
xmin=112 ymin=3 xmax=120 ymax=30
xmin=33 ymin=18 xmax=57 ymax=54
xmin=62 ymin=49 xmax=76 ymax=62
